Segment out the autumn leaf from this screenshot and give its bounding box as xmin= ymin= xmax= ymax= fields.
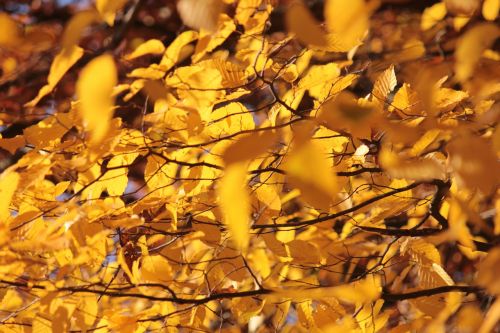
xmin=177 ymin=0 xmax=227 ymax=32
xmin=218 ymin=162 xmax=251 ymax=252
xmin=455 ymin=23 xmax=500 ymax=82
xmin=285 ymin=1 xmax=328 ymax=48
xmin=76 ymin=54 xmax=117 ymax=144
xmin=25 ymin=46 xmax=84 ymax=107
xmin=95 ymin=0 xmax=128 ymax=26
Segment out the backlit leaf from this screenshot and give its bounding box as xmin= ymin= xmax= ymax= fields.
xmin=25 ymin=46 xmax=84 ymax=107
xmin=285 ymin=1 xmax=328 ymax=48
xmin=218 ymin=162 xmax=251 ymax=252
xmin=0 ymin=171 xmax=20 ymax=222
xmin=455 ymin=23 xmax=500 ymax=82
xmin=222 ymin=131 xmax=277 ymax=165
xmin=177 ymin=0 xmax=226 ymax=32
xmin=95 ymin=0 xmax=128 ymax=26
xmin=124 ymin=39 xmax=165 ymax=60
xmin=482 ymin=0 xmax=499 ymax=20
xmin=284 ymin=140 xmax=338 ymax=210
xmin=421 ymin=3 xmax=447 ymax=30
xmin=76 ymin=54 xmax=117 ymax=144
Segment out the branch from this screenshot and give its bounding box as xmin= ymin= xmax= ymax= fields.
xmin=252 ymin=181 xmax=423 ymax=229
xmin=382 ymin=285 xmax=483 ymax=302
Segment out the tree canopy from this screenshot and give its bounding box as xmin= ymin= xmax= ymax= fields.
xmin=0 ymin=0 xmax=499 ymax=331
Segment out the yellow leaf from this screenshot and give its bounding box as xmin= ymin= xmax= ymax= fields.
xmin=379 ymin=148 xmax=446 ymax=181
xmin=76 ymin=54 xmax=117 ymax=144
xmin=255 ymin=184 xmax=281 ymax=212
xmin=319 ymin=91 xmax=376 ymax=139
xmin=160 ymin=30 xmax=198 ymax=71
xmin=0 ymin=171 xmax=20 ymax=222
xmin=325 ymin=0 xmax=374 ymax=50
xmin=0 ymin=13 xmax=21 ymax=47
xmin=275 ymin=276 xmax=381 ymax=304
xmin=193 ymin=14 xmax=236 ymax=62
xmin=177 ymin=0 xmax=226 ymax=32
xmin=390 ymin=83 xmax=422 ymax=116
xmin=372 ymin=65 xmax=397 ymax=105
xmin=421 ymin=2 xmax=447 ymax=31
xmin=140 ymin=255 xmax=173 ymax=283
xmin=212 ymin=58 xmax=248 ymax=88
xmin=231 ymin=298 xmax=265 ymax=324
xmin=25 ymin=46 xmax=84 ymax=107
xmin=410 ymin=129 xmax=440 ymax=156
xmin=298 ymin=63 xmax=340 ymax=99
xmin=447 ymin=135 xmax=499 ymax=193
xmin=0 ymin=135 xmax=25 ymax=154
xmin=33 ymin=315 xmax=52 ymax=333
xmin=0 ymin=289 xmax=23 ymax=311
xmin=95 ymin=0 xmax=128 ymax=26
xmin=61 ymin=10 xmax=101 ymax=50
xmin=445 ymin=0 xmax=480 ymax=16
xmin=124 ymin=39 xmax=165 ymax=60
xmin=223 ymin=131 xmax=277 ymax=165
xmin=455 ymin=23 xmax=500 ymax=82
xmin=284 ymin=140 xmax=338 ymax=210
xmin=482 ymin=0 xmax=499 ymax=20
xmin=218 ymin=162 xmax=251 ymax=252
xmin=285 ymin=1 xmax=328 ymax=48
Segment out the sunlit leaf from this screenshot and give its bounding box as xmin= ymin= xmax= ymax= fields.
xmin=177 ymin=0 xmax=226 ymax=32
xmin=222 ymin=131 xmax=277 ymax=165
xmin=285 ymin=1 xmax=328 ymax=48
xmin=325 ymin=0 xmax=374 ymax=50
xmin=0 ymin=171 xmax=20 ymax=222
xmin=0 ymin=13 xmax=21 ymax=47
xmin=25 ymin=46 xmax=84 ymax=107
xmin=482 ymin=0 xmax=499 ymax=20
xmin=76 ymin=54 xmax=117 ymax=144
xmin=421 ymin=2 xmax=447 ymax=30
xmin=95 ymin=0 xmax=128 ymax=26
xmin=124 ymin=39 xmax=165 ymax=60
xmin=455 ymin=23 xmax=500 ymax=82
xmin=218 ymin=162 xmax=251 ymax=252
xmin=284 ymin=140 xmax=338 ymax=210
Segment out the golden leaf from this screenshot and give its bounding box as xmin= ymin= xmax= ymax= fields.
xmin=379 ymin=148 xmax=446 ymax=181
xmin=222 ymin=131 xmax=277 ymax=165
xmin=61 ymin=10 xmax=101 ymax=50
xmin=177 ymin=0 xmax=226 ymax=32
xmin=160 ymin=30 xmax=198 ymax=71
xmin=25 ymin=46 xmax=84 ymax=107
xmin=284 ymin=140 xmax=338 ymax=210
xmin=124 ymin=39 xmax=165 ymax=60
xmin=0 ymin=135 xmax=25 ymax=154
xmin=0 ymin=13 xmax=21 ymax=47
xmin=193 ymin=14 xmax=236 ymax=62
xmin=325 ymin=0 xmax=374 ymax=50
xmin=285 ymin=1 xmax=328 ymax=48
xmin=76 ymin=54 xmax=117 ymax=144
xmin=447 ymin=135 xmax=499 ymax=193
xmin=95 ymin=0 xmax=128 ymax=26
xmin=455 ymin=23 xmax=500 ymax=82
xmin=372 ymin=65 xmax=397 ymax=105
xmin=0 ymin=171 xmax=20 ymax=222
xmin=140 ymin=255 xmax=173 ymax=283
xmin=421 ymin=3 xmax=447 ymax=31
xmin=482 ymin=0 xmax=499 ymax=21
xmin=218 ymin=162 xmax=251 ymax=252
xmin=275 ymin=276 xmax=382 ymax=304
